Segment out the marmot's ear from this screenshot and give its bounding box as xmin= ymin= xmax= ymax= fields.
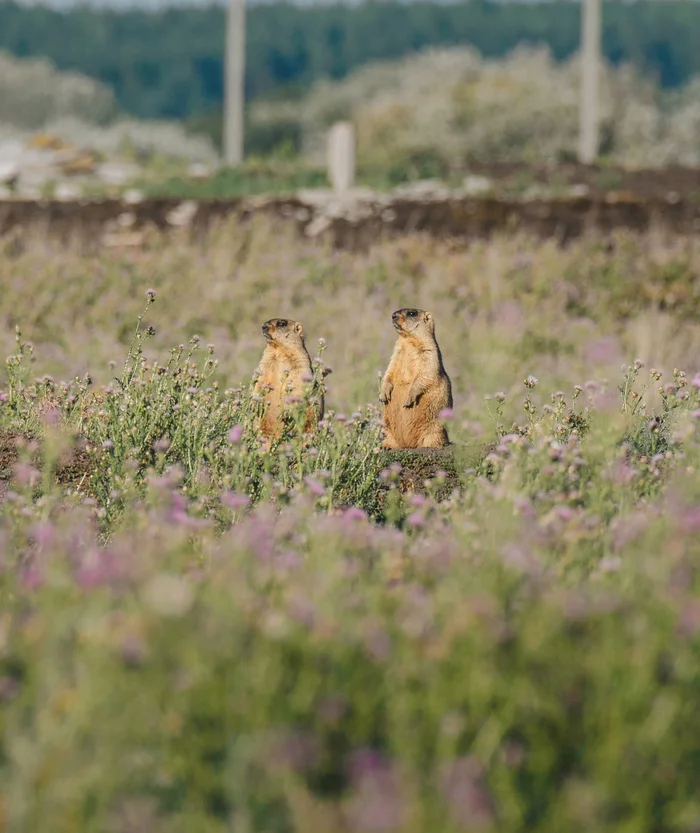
xmin=294 ymin=322 xmax=304 ymax=335
xmin=425 ymin=312 xmax=434 ymax=329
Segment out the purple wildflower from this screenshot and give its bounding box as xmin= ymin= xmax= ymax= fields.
xmin=439 ymin=757 xmax=495 ymax=830
xmin=275 ymin=731 xmax=320 ymax=773
xmin=221 ymin=491 xmax=249 ymax=509
xmin=347 ymin=750 xmax=405 ymax=832
xmin=343 ymin=507 xmax=368 ymax=522
xmin=21 ymin=565 xmax=43 ymax=590
xmin=227 ymin=425 xmax=243 ymax=443
xmin=677 ymin=600 xmax=700 ymax=637
xmin=13 ymin=462 xmax=40 ymax=488
xmin=304 ymin=477 xmax=325 ymax=496
xmin=679 ymin=506 xmax=700 ymax=534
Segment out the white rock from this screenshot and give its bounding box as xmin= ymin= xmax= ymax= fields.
xmin=55 ymin=182 xmax=81 ymax=200
xmin=0 ymin=160 xmax=19 ymax=184
xmin=122 ymin=189 xmax=144 ymax=204
xmin=462 ymin=174 xmax=494 ymax=196
xmin=96 ymin=161 xmax=140 ymax=186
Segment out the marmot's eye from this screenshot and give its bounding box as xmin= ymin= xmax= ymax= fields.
xmin=407 ymin=310 xmax=418 ymax=317
xmin=277 ymin=320 xmax=288 ymax=328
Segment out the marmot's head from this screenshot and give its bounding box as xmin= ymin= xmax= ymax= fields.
xmin=261 ymin=318 xmax=305 ymax=346
xmin=391 ymin=308 xmax=435 ymax=339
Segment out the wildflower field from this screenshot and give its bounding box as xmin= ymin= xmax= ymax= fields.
xmin=3 ymin=218 xmax=700 ymax=832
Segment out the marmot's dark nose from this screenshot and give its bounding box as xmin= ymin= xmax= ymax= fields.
xmin=262 ymin=322 xmax=270 ymax=333
xmin=391 ymin=311 xmax=400 ymax=321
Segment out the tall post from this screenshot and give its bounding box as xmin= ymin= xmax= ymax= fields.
xmin=327 ymin=122 xmax=356 ymax=193
xmin=578 ymin=0 xmax=601 ymax=164
xmin=224 ymin=0 xmax=245 ymax=166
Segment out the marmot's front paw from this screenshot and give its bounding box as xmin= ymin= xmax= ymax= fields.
xmin=379 ymin=381 xmax=394 ymax=404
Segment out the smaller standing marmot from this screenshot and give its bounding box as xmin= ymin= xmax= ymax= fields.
xmin=379 ymin=308 xmax=453 ymax=449
xmin=253 ymin=318 xmax=324 ymax=445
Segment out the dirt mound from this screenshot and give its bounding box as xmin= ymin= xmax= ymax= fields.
xmin=0 ymin=431 xmax=93 ymax=497
xmin=380 ymin=442 xmax=492 ymax=500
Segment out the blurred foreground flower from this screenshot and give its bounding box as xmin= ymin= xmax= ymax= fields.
xmin=142 ymin=573 xmax=194 ymax=617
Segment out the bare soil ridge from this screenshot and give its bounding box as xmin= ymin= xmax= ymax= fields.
xmin=3 ymin=163 xmax=700 ymax=249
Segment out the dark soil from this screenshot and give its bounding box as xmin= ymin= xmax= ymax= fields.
xmin=379 ymin=442 xmax=492 ymax=499
xmin=0 ymin=430 xmax=93 ymax=497
xmin=465 ymin=161 xmax=700 ymax=201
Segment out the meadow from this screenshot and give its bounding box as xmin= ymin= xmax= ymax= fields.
xmin=2 ymin=218 xmax=700 ymax=832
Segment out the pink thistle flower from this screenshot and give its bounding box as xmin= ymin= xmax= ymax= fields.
xmin=677 ymin=600 xmax=700 ymax=637
xmin=348 ymin=750 xmax=405 ymax=832
xmin=21 ymin=565 xmax=43 ymax=590
xmin=304 ymin=477 xmax=325 ymax=497
xmin=120 ymin=634 xmax=147 ymax=666
xmin=42 ymin=406 xmax=61 ymax=426
xmin=439 ymin=757 xmax=495 ymax=831
xmin=227 ymin=425 xmax=243 ymax=443
xmin=29 ymin=522 xmax=54 ymax=550
xmin=221 ymin=491 xmax=249 ymax=509
xmin=275 ymin=732 xmax=320 ymax=773
xmin=679 ymin=506 xmax=700 ymax=534
xmin=0 ymin=676 xmax=21 ymax=702
xmin=13 ymin=462 xmax=40 ymax=488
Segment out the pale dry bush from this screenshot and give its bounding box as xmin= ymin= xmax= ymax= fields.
xmin=253 ymin=45 xmax=700 ymax=169
xmin=0 ymin=51 xmax=115 ymax=129
xmin=0 ymin=52 xmax=218 ymax=163
xmin=39 ymin=116 xmax=219 ymax=163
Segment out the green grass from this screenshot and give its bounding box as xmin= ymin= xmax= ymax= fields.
xmin=3 ymin=222 xmax=700 ymax=831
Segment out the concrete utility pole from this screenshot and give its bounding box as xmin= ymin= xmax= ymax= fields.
xmin=224 ymin=0 xmax=245 ymax=166
xmin=578 ymin=0 xmax=601 ymax=164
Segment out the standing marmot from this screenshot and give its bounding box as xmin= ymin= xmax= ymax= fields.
xmin=379 ymin=308 xmax=453 ymax=449
xmin=254 ymin=318 xmax=324 ymax=444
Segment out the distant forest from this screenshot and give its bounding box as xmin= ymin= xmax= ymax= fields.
xmin=1 ymin=0 xmax=700 ymax=123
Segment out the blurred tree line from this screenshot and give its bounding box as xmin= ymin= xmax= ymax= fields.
xmin=1 ymin=0 xmax=700 ymax=143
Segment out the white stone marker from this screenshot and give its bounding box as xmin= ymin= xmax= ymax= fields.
xmin=327 ymin=122 xmax=356 ymax=193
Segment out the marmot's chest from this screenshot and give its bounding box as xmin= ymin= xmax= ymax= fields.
xmin=260 ymin=355 xmax=303 ymax=397
xmin=391 ymin=350 xmax=423 ymax=384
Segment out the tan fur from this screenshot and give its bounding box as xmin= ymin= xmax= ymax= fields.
xmin=379 ymin=308 xmax=453 ymax=449
xmin=254 ymin=318 xmax=324 ymax=444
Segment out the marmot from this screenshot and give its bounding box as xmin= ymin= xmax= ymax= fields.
xmin=254 ymin=318 xmax=324 ymax=444
xmin=379 ymin=308 xmax=453 ymax=449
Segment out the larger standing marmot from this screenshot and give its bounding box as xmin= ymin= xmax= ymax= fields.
xmin=379 ymin=308 xmax=453 ymax=449
xmin=254 ymin=317 xmax=324 ymax=444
